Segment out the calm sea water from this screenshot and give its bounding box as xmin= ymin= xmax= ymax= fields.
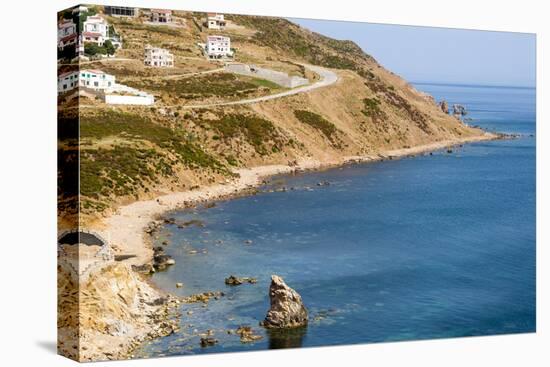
xmin=137 ymin=83 xmax=536 ymax=357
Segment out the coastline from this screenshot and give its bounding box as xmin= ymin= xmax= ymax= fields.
xmin=100 ymin=132 xmax=499 ymax=268
xmin=78 ymin=131 xmax=500 ymax=360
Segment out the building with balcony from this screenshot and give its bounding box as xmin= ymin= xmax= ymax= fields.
xmin=144 ymin=46 xmax=174 ymax=67
xmin=58 ymin=19 xmax=77 ymax=50
xmin=104 ymin=6 xmax=139 ymax=17
xmin=205 ymin=35 xmax=233 ymax=59
xmin=150 ymin=9 xmax=172 ymax=23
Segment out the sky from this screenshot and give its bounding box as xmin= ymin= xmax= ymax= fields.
xmin=290 ymin=18 xmax=536 ymax=87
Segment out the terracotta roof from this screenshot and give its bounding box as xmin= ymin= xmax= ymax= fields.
xmin=82 ymin=32 xmax=103 ymax=37
xmin=207 ymin=35 xmax=229 ymax=41
xmin=58 ymin=20 xmax=74 ymax=28
xmin=58 ymin=70 xmax=78 ymax=79
xmin=60 ymin=34 xmax=77 ymax=43
xmin=81 ymin=69 xmax=106 ymax=75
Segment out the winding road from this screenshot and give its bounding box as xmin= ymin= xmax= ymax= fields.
xmin=179 ymin=64 xmax=339 ymax=109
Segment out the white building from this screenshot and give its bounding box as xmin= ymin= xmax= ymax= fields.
xmin=58 ymin=69 xmax=155 ymax=105
xmin=58 ymin=19 xmax=77 ymax=50
xmin=79 ymin=69 xmax=116 ymax=90
xmin=150 ymin=9 xmax=172 ymax=23
xmin=72 ymin=5 xmax=88 ymax=14
xmin=205 ymin=35 xmax=233 ymax=59
xmin=144 ymin=46 xmax=174 ymax=67
xmin=205 ymin=13 xmax=226 ymax=30
xmin=104 ymin=6 xmax=139 ymax=17
xmin=82 ymin=16 xmax=108 ymax=46
xmin=57 ymin=70 xmax=79 ymax=94
xmin=81 ymin=15 xmax=122 ymax=50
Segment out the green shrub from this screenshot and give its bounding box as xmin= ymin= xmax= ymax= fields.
xmin=80 ymin=110 xmax=226 ymax=172
xmin=124 ymin=73 xmax=268 ymax=99
xmin=293 ymin=110 xmax=340 ymax=146
xmin=194 ymin=114 xmax=283 ymax=155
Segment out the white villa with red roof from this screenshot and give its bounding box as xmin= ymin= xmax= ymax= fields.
xmin=82 ymin=16 xmax=108 ymax=45
xmin=205 ymin=35 xmax=233 ymax=59
xmin=205 ymin=13 xmax=226 ymax=30
xmin=58 ymin=19 xmax=77 ymax=50
xmin=81 ymin=15 xmax=122 ymax=49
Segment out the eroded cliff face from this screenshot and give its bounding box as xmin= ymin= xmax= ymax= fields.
xmin=58 ymin=261 xmax=179 ymax=361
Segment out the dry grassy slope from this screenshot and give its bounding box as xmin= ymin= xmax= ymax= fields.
xmin=76 ymin=12 xmax=485 ymax=219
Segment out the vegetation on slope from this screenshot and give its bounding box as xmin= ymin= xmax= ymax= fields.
xmin=361 ymin=97 xmax=387 ymax=123
xmin=294 ymin=110 xmax=341 ymax=147
xmin=194 ymin=113 xmax=287 ymax=155
xmin=79 ymin=110 xmax=227 ymax=210
xmin=229 ymin=16 xmax=373 ymax=71
xmin=124 ymin=73 xmax=276 ymax=100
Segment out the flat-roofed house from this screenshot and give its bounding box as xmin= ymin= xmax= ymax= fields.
xmin=205 ymin=13 xmax=226 ymax=30
xmin=79 ymin=69 xmax=116 ymax=90
xmin=58 ymin=19 xmax=77 ymax=50
xmin=104 ymin=6 xmax=139 ymax=17
xmin=150 ymin=9 xmax=172 ymax=23
xmin=205 ymin=35 xmax=233 ymax=59
xmin=144 ymin=45 xmax=174 ymax=67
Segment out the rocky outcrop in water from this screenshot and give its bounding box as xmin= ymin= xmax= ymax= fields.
xmin=152 ymin=246 xmax=175 ymax=270
xmin=236 ymin=326 xmax=263 ymax=343
xmin=225 ymin=275 xmax=257 ymax=285
xmin=262 ymin=275 xmax=308 ymax=328
xmin=452 ymin=104 xmax=467 ymax=117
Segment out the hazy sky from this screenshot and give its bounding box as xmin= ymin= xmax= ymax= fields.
xmin=290 ymin=18 xmax=536 ymax=87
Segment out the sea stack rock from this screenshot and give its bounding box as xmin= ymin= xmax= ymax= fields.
xmin=452 ymin=104 xmax=467 ymax=117
xmin=263 ymin=275 xmax=308 ymax=328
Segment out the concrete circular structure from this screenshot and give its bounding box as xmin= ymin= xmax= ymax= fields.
xmin=58 ymin=230 xmax=107 ymax=247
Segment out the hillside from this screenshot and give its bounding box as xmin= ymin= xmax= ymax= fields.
xmin=60 ymin=9 xmax=488 ymax=222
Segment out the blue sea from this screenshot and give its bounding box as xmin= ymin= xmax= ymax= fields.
xmin=137 ymin=83 xmax=536 ymax=357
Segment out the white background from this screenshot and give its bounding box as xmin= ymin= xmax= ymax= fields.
xmin=0 ymin=0 xmax=547 ymax=365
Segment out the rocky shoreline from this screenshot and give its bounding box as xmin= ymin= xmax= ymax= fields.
xmin=88 ymin=132 xmax=503 ymax=360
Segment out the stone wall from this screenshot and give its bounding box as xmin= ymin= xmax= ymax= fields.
xmin=225 ymin=63 xmax=309 ymax=88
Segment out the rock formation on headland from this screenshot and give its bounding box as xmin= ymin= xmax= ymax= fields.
xmin=439 ymin=100 xmax=449 ymax=114
xmin=262 ymin=275 xmax=308 ymax=328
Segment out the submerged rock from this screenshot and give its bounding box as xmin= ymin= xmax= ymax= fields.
xmin=183 ymin=291 xmax=225 ymax=304
xmin=236 ymin=326 xmax=263 ymax=343
xmin=225 ymin=275 xmax=257 ymax=286
xmin=200 ymin=337 xmax=218 ymax=347
xmin=262 ymin=275 xmax=308 ymax=329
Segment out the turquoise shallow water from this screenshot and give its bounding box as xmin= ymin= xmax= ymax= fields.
xmin=137 ymin=83 xmax=535 ymax=357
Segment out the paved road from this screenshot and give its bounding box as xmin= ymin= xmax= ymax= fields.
xmin=179 ymin=64 xmax=339 ymax=109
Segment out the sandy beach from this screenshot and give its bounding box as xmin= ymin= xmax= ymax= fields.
xmin=100 ymin=132 xmax=498 ymax=267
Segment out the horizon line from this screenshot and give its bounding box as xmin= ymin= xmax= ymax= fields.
xmin=411 ymin=80 xmax=536 ymax=90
